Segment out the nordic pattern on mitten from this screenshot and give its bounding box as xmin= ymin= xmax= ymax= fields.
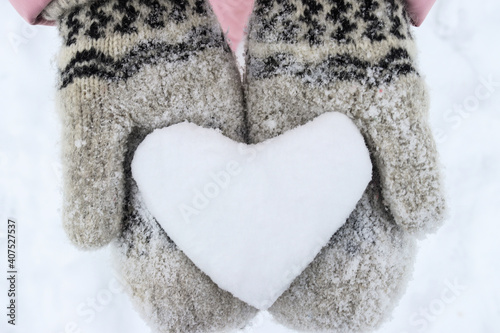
xmin=246 ymin=0 xmax=446 ymax=235
xmin=45 ymin=0 xmax=247 ymax=249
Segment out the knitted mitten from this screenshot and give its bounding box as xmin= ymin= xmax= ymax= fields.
xmin=43 ymin=0 xmax=257 ymax=331
xmin=44 ymin=0 xmax=249 ymax=248
xmin=246 ymin=0 xmax=445 ymax=236
xmin=267 ymin=176 xmax=417 ymax=332
xmin=114 ymin=163 xmax=258 ymax=333
xmin=245 ymin=0 xmax=446 ymax=331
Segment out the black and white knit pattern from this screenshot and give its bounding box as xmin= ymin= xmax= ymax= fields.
xmin=58 ymin=30 xmax=224 ymax=88
xmin=249 ymin=47 xmax=417 ymax=86
xmin=247 ymin=0 xmax=418 ymax=87
xmin=55 ymin=0 xmax=230 ymax=88
xmin=59 ymin=0 xmax=210 ymax=46
xmin=251 ymin=0 xmax=412 ymax=44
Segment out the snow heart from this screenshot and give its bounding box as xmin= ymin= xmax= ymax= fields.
xmin=131 ymin=112 xmax=372 ymax=310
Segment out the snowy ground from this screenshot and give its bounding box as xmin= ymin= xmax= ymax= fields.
xmin=1 ymin=0 xmax=499 ymax=332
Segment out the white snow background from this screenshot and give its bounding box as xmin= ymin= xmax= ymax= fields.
xmin=0 ymin=0 xmax=499 ymax=332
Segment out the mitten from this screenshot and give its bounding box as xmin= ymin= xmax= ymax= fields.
xmin=245 ymin=0 xmax=446 ymax=237
xmin=44 ymin=0 xmax=249 ymax=249
xmin=245 ymin=0 xmax=446 ymax=331
xmin=43 ymin=0 xmax=257 ymax=331
xmin=267 ymin=175 xmax=417 ymax=332
xmin=113 ymin=167 xmax=258 ymax=333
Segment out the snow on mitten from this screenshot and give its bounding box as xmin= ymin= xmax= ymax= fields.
xmin=267 ymin=175 xmax=418 ymax=332
xmin=42 ymin=0 xmax=257 ymax=331
xmin=43 ymin=0 xmax=249 ymax=249
xmin=245 ymin=0 xmax=446 ymax=237
xmin=114 ymin=164 xmax=258 ymax=333
xmin=245 ymin=0 xmax=446 ymax=331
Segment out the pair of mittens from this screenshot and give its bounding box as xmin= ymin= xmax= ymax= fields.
xmin=43 ymin=0 xmax=445 ymax=332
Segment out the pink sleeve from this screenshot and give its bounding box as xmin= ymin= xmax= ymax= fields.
xmin=8 ymin=0 xmax=55 ymax=26
xmin=209 ymin=0 xmax=254 ymax=51
xmin=406 ymin=0 xmax=436 ymax=27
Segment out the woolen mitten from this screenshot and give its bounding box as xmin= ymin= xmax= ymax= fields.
xmin=43 ymin=0 xmax=257 ymax=331
xmin=43 ymin=0 xmax=250 ymax=248
xmin=267 ymin=175 xmax=418 ymax=332
xmin=245 ymin=0 xmax=446 ymax=331
xmin=113 ymin=169 xmax=258 ymax=333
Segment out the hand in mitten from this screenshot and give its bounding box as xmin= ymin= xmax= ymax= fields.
xmin=268 ymin=175 xmax=418 ymax=332
xmin=43 ymin=0 xmax=258 ymax=331
xmin=45 ymin=0 xmax=248 ymax=249
xmin=114 ymin=171 xmax=258 ymax=333
xmin=245 ymin=0 xmax=446 ymax=331
xmin=246 ymin=0 xmax=446 ymax=237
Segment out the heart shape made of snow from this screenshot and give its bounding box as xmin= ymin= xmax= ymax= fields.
xmin=131 ymin=112 xmax=372 ymax=310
